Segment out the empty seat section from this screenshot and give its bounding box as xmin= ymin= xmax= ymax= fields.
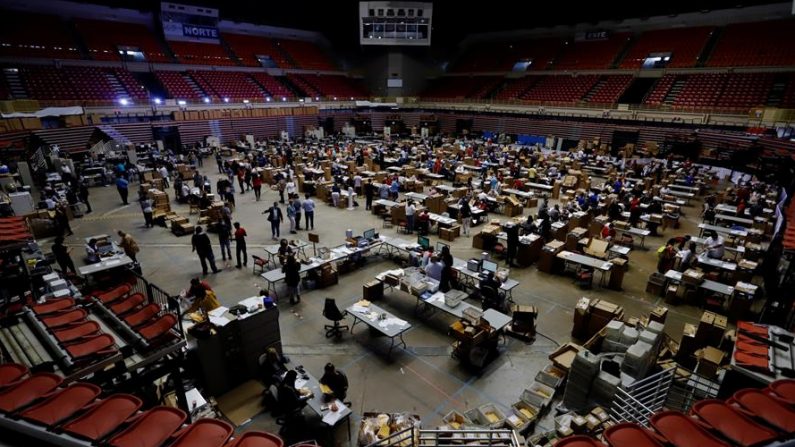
xmin=494 ymin=76 xmax=542 ymax=101
xmin=190 ymin=71 xmax=265 ymax=102
xmin=53 ymin=321 xmax=101 ymax=343
xmin=690 ymin=399 xmax=777 ymax=447
xmin=585 ymin=75 xmax=633 ymax=104
xmin=0 ymin=373 xmax=63 ymax=413
xmin=222 ymin=33 xmax=292 ymax=68
xmin=124 ymin=303 xmax=161 ymax=328
xmin=650 ymin=411 xmax=730 ymax=447
xmin=0 ymin=363 xmax=28 ymax=388
xmin=61 ymin=394 xmax=142 ymax=442
xmin=554 ymin=33 xmax=632 ymax=70
xmin=423 ymin=76 xmax=498 ymax=99
xmin=295 ymin=74 xmax=368 ymax=99
xmin=644 ymin=74 xmax=677 ymax=105
xmin=107 ymin=406 xmax=187 ymax=447
xmin=20 ymin=66 xmax=76 ymax=101
xmin=0 ymin=12 xmax=80 ymax=59
xmin=169 ymin=41 xmax=235 ymax=66
xmin=223 ymin=431 xmax=284 ymax=447
xmin=715 ymin=73 xmax=774 ymax=110
xmin=137 ymin=314 xmax=178 ymax=341
xmin=619 ymin=27 xmax=713 ymax=69
xmin=672 ymin=73 xmax=727 ymax=109
xmin=708 ymin=19 xmax=795 ymax=67
xmin=31 ymin=297 xmax=74 ymax=315
xmin=110 ymin=292 xmax=145 ymax=316
xmin=452 ymin=38 xmax=562 ymax=72
xmin=249 ymin=73 xmax=293 ymax=99
xmin=286 ymin=74 xmax=321 ymax=98
xmin=19 ymin=383 xmax=101 ymax=426
xmin=64 ymin=334 xmax=117 ymax=362
xmin=62 ymin=66 xmax=117 ymax=101
xmin=169 ymin=418 xmax=234 ymax=447
xmin=521 ymin=75 xmax=599 ymax=103
xmin=40 ymin=308 xmax=87 ymax=328
xmin=278 ymin=39 xmax=335 ymax=70
xmin=111 ymin=68 xmax=150 ymax=101
xmin=732 ymin=388 xmax=795 ymax=434
xmin=74 ymin=19 xmax=171 ymax=62
xmin=155 ymin=71 xmax=205 ymax=101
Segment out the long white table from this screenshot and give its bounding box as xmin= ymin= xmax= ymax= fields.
xmin=556 ymin=250 xmax=613 ymax=286
xmin=698 ymin=223 xmax=748 ymax=238
xmin=263 ymin=240 xmax=310 ymax=267
xmin=714 ymin=214 xmax=754 ymax=227
xmin=347 ymin=302 xmax=411 ymax=357
xmin=664 ymin=270 xmax=734 ymax=296
xmin=298 ymin=370 xmax=352 ymax=435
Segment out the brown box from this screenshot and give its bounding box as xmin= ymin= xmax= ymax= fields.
xmin=695 ymin=346 xmax=725 ymax=378
xmin=440 ymin=225 xmax=460 ymax=241
xmin=696 ymin=311 xmax=726 ymax=347
xmin=682 ymin=269 xmax=705 ymax=285
xmin=650 ymin=306 xmax=668 ymax=324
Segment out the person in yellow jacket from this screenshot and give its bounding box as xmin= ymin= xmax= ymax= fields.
xmin=184 ymin=278 xmax=221 ymax=315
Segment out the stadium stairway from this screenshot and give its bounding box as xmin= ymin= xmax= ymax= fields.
xmin=618 ymin=77 xmax=656 ymax=104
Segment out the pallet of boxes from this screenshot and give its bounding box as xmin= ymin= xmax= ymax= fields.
xmin=148 ymin=189 xmax=174 ymax=226
xmin=197 ymin=199 xmax=224 ymax=232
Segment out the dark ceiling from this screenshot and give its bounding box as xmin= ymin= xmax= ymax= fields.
xmin=85 ymin=0 xmax=786 ymax=50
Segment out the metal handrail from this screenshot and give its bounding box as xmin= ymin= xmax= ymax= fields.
xmin=365 ymin=426 xmax=520 ymax=447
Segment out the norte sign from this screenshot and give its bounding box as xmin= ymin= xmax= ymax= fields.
xmin=182 ymin=24 xmax=219 ymax=40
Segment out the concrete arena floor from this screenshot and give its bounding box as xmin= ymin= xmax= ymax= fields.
xmin=41 ymin=161 xmax=710 ymax=446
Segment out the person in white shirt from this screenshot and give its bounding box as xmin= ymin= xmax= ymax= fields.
xmin=405 ymin=200 xmax=416 ymax=233
xmin=353 ymin=174 xmax=363 ymax=193
xmin=704 ymin=231 xmax=725 ymax=260
xmin=678 ymin=241 xmax=696 ymax=271
xmin=285 ymin=177 xmax=296 ymax=197
xmin=158 ymin=165 xmax=170 ymax=188
xmin=424 ymin=256 xmax=443 ymax=281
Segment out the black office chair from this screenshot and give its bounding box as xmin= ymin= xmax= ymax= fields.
xmin=480 ymin=285 xmax=505 ymax=312
xmin=323 ymin=298 xmax=349 ymax=339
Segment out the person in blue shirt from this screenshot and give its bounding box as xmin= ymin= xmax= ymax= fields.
xmin=116 ymin=176 xmax=129 ymax=205
xmin=389 ymin=179 xmax=400 ymax=200
xmin=302 ymin=194 xmax=315 ymax=230
xmin=613 ymin=179 xmax=623 ymax=194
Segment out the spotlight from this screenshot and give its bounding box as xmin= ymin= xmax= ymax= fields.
xmin=281 ymin=97 xmax=287 ymax=102
xmin=266 ymin=97 xmax=272 ymax=102
xmin=177 ymin=100 xmax=187 ymax=106
xmin=152 ymin=97 xmax=162 ymax=105
xmin=118 ymin=98 xmax=129 ymax=106
xmin=203 ymin=97 xmax=211 ymax=103
xmin=243 ymin=99 xmax=250 ymax=104
xmin=223 ymin=97 xmax=229 ymax=103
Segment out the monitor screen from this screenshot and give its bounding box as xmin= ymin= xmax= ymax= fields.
xmin=436 ymin=241 xmax=449 ymax=253
xmin=418 ymin=235 xmax=430 ymax=249
xmin=363 ymin=228 xmax=375 ymax=240
xmin=482 ymin=260 xmax=497 ymax=274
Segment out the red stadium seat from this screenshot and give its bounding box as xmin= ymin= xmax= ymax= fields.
xmin=31 ymin=297 xmax=75 ymax=315
xmin=19 ymin=383 xmax=101 ymax=427
xmin=109 ymin=292 xmax=146 ymax=316
xmin=170 ymin=418 xmax=234 ymax=447
xmin=123 ymin=303 xmax=161 ymax=328
xmin=61 ymin=394 xmax=142 ymax=442
xmin=223 ymin=431 xmax=285 ymax=447
xmin=768 ymin=379 xmax=795 ymax=406
xmin=650 ymin=411 xmax=730 ymax=447
xmin=603 ymin=422 xmax=665 ymax=447
xmin=690 ymin=399 xmax=778 ymax=447
xmin=732 ymin=388 xmax=795 ymax=434
xmin=93 ymin=284 xmax=132 ymax=305
xmin=40 ymin=309 xmax=87 ymax=329
xmin=0 ymin=373 xmax=63 ymax=413
xmin=107 ymin=406 xmax=188 ymax=447
xmin=555 ymin=435 xmax=608 ymax=447
xmin=53 ymin=321 xmax=101 ymax=343
xmin=0 ymin=363 xmax=29 ymax=389
xmin=64 ymin=334 xmax=117 ymax=362
xmin=137 ymin=314 xmax=177 ymax=341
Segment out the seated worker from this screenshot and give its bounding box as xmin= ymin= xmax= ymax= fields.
xmin=184 ymin=278 xmax=220 ymax=315
xmin=85 ymin=238 xmax=100 ymax=264
xmin=479 ymin=271 xmax=504 ymax=311
xmin=416 ymin=209 xmax=431 ymax=235
xmin=601 ymin=222 xmax=616 ymax=242
xmin=277 ymin=239 xmax=294 ymax=265
xmin=259 ymin=347 xmax=288 ymax=388
xmin=276 ymin=370 xmax=309 ymax=422
xmin=424 ymin=255 xmax=444 ymax=281
xmin=704 ymin=230 xmax=725 ymax=260
xmin=319 ymin=363 xmax=349 ymax=401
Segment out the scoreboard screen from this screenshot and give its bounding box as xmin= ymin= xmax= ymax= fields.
xmin=359 ymin=2 xmax=432 ymax=46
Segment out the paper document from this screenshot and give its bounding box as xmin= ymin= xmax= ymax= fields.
xmin=321 ymin=400 xmax=346 ymax=425
xmin=208 ymin=306 xmax=228 ymax=317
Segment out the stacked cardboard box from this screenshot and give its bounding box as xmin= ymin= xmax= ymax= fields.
xmin=696 ymin=311 xmax=727 ymax=348
xmin=197 ymin=202 xmax=224 ymax=227
xmin=170 ymin=215 xmax=194 ymax=236
xmin=572 ymin=298 xmax=625 ymax=341
xmin=149 ymin=189 xmax=171 ymax=221
xmin=563 ymin=350 xmax=599 ymax=411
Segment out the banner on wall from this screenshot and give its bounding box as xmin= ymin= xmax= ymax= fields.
xmin=162 ymin=22 xmax=220 ymax=43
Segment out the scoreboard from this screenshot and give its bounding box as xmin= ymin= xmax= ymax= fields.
xmin=359 ymin=1 xmax=432 ymax=46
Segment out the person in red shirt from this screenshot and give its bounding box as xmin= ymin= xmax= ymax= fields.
xmin=433 ymin=158 xmax=442 ymax=174
xmin=252 ymin=173 xmax=262 ymax=201
xmin=233 ymin=222 xmax=248 ymax=268
xmin=513 ymin=178 xmax=524 ymax=189
xmin=601 ymin=222 xmax=616 ymax=241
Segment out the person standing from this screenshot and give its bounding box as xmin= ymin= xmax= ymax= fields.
xmin=460 ymin=198 xmax=472 ymax=236
xmin=286 ymin=198 xmax=297 ymax=234
xmin=439 ymin=245 xmax=454 ymax=292
xmin=51 ymin=236 xmax=76 ymax=275
xmin=116 ymin=175 xmax=129 ymax=205
xmin=191 ymin=226 xmax=219 ymax=275
xmin=78 ymin=181 xmax=92 ymax=214
xmin=252 ymin=172 xmax=262 ymax=201
xmin=285 ymin=176 xmax=296 ymax=198
xmin=158 ymin=165 xmax=170 ymax=188
xmin=277 ymin=177 xmax=286 ymax=204
xmin=54 ymin=204 xmax=73 ymax=236
xmin=505 ymin=222 xmax=519 ymax=267
xmin=264 ymin=202 xmax=283 ymax=240
xmin=117 ymin=230 xmax=140 ymax=264
xmin=140 ymin=196 xmax=154 ymax=228
xmin=405 ymin=200 xmax=416 ymax=233
xmin=217 ymin=221 xmax=232 ymax=265
xmin=303 ymin=194 xmax=315 ymax=230
xmin=292 ymin=196 xmax=302 ymax=230
xmin=364 ymin=180 xmax=374 ymax=210
xmin=283 ymin=254 xmax=301 ymax=304
xmin=233 ymin=222 xmax=248 ymax=269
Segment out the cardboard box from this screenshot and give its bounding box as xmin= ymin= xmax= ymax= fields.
xmin=440 ymin=225 xmax=460 ymax=241
xmin=682 ymin=269 xmax=705 ymax=285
